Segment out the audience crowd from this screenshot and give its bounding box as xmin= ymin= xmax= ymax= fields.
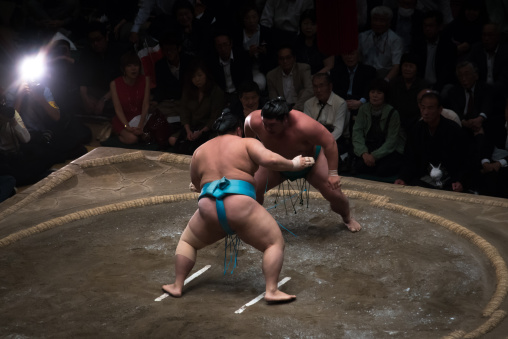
xmin=0 ymin=0 xmax=507 ymax=202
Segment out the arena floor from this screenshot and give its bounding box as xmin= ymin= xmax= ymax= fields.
xmin=1 ymin=147 xmax=507 ymax=338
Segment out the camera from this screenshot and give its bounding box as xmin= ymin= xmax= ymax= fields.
xmin=0 ymin=105 xmax=15 ymax=119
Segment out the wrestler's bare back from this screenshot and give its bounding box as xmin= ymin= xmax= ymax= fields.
xmin=192 ymin=135 xmax=259 ymax=190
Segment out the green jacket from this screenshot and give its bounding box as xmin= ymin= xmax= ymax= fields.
xmin=352 ymin=103 xmax=405 ymax=160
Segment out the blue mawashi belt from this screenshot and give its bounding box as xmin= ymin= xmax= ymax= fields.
xmin=199 ymin=177 xmax=256 ymax=235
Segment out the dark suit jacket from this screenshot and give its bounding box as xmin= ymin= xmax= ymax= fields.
xmin=444 ymin=81 xmax=506 ymax=148
xmin=154 ymin=56 xmax=187 ymax=102
xmin=207 ymin=48 xmax=253 ymax=94
xmin=467 ymin=42 xmax=508 ymax=95
xmin=410 ymin=35 xmax=458 ymax=92
xmin=330 ymin=59 xmax=376 ymax=102
xmin=390 ymin=9 xmax=424 ymax=50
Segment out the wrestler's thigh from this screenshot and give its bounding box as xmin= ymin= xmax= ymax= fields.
xmin=254 ymin=166 xmax=284 ymax=195
xmin=232 ymin=203 xmax=283 ymax=252
xmin=306 ymin=150 xmax=344 ymax=200
xmin=185 ymin=206 xmax=226 ymax=249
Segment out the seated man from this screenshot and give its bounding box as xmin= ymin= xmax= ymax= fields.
xmin=304 ymin=73 xmax=349 ymax=160
xmin=444 ymin=61 xmax=506 ymax=158
xmin=76 ymin=22 xmax=125 ymax=118
xmin=207 ymin=31 xmax=253 ymax=106
xmin=154 ymin=34 xmax=187 ymax=104
xmin=245 ymin=97 xmax=361 ymax=232
xmin=395 ymin=91 xmax=470 ymax=192
xmin=330 ymin=49 xmax=376 ymax=134
xmin=358 ymin=6 xmax=403 ymax=81
xmin=162 ymin=111 xmax=315 ymax=301
xmin=266 ymin=45 xmax=313 ymax=111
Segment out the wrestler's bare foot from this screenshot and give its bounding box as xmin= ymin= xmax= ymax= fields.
xmin=162 ymin=284 xmax=182 ymax=298
xmin=344 ymin=217 xmax=362 ymax=232
xmin=265 ymin=290 xmax=296 ymax=303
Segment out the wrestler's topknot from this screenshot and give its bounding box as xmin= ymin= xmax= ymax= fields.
xmin=212 ymin=108 xmax=241 ymax=135
xmin=261 ymin=97 xmax=289 ymax=121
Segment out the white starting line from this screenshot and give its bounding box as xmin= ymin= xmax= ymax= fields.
xmin=235 ymin=277 xmax=292 ymax=314
xmin=155 ymin=265 xmax=211 ymax=301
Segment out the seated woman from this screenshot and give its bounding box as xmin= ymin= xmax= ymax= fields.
xmin=352 ymin=79 xmax=405 ymax=177
xmin=170 ymin=59 xmax=225 ymax=155
xmin=110 ymin=51 xmax=150 ymax=145
xmin=389 ymin=53 xmax=429 ymax=138
xmin=293 ymin=9 xmax=334 ymax=75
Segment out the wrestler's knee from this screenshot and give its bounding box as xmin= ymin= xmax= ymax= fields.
xmin=175 ymin=240 xmax=197 ymax=262
xmin=180 ymin=226 xmax=207 ymax=250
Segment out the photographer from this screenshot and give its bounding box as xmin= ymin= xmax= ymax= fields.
xmin=0 ymin=90 xmax=53 ymax=187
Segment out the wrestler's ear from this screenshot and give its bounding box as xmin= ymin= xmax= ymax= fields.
xmin=235 ymin=126 xmax=242 ymax=137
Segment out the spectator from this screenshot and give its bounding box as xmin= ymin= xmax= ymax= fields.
xmin=352 ymin=79 xmax=405 ymax=177
xmin=390 ymin=0 xmax=424 ymax=52
xmin=233 ymin=4 xmax=274 ymax=91
xmin=293 ymin=9 xmax=334 ymax=75
xmin=170 ymin=59 xmax=225 ymax=154
xmin=154 ymin=34 xmax=187 ymax=104
xmin=207 ymin=31 xmax=253 ymax=106
xmin=444 ymin=61 xmax=506 ymax=152
xmin=110 ymin=52 xmax=150 ymax=145
xmin=231 ymin=81 xmax=264 ymax=129
xmin=330 ymin=49 xmax=376 ymax=134
xmin=260 ymin=0 xmax=314 ymax=47
xmin=467 ymin=22 xmax=508 ymax=97
xmin=389 ymin=53 xmax=429 ymax=137
xmin=417 ymin=89 xmax=462 ymax=127
xmin=358 ymin=6 xmax=403 ymax=81
xmin=395 ymin=91 xmax=469 ymax=192
xmin=410 ymin=10 xmax=457 ymax=93
xmin=172 ymin=0 xmax=209 ymax=58
xmin=0 ymin=89 xmax=54 ymax=186
xmin=129 ymin=0 xmax=183 ymax=44
xmin=304 ymin=73 xmax=350 ymax=159
xmin=77 ymin=22 xmax=126 ymax=118
xmin=0 ymin=175 xmax=16 ymax=203
xmin=266 ymin=45 xmax=313 ymax=111
xmin=443 ymin=0 xmax=488 ymax=59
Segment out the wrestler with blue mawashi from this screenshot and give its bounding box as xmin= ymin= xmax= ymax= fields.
xmin=162 ymin=109 xmax=314 ymax=302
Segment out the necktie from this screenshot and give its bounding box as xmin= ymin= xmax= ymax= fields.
xmin=466 ymin=89 xmax=474 ymax=119
xmin=316 ymin=103 xmax=326 ymax=122
xmin=347 ymin=70 xmax=354 ymax=96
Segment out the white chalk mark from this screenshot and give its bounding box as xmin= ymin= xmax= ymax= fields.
xmin=234 ymin=277 xmax=291 ymax=314
xmin=155 ymin=265 xmax=211 ymax=301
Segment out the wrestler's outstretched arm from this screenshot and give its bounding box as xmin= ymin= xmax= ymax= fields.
xmin=246 ymin=138 xmax=314 ymax=171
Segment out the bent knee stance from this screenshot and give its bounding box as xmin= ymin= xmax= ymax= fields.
xmin=175 ymin=226 xmax=205 ymax=261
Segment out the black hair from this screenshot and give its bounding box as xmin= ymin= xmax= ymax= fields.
xmin=238 ymin=81 xmax=260 ymax=97
xmin=173 ymin=0 xmax=194 ymax=14
xmin=86 ymin=21 xmax=108 ymax=37
xmin=213 ymin=108 xmax=242 ymax=135
xmin=368 ymin=78 xmax=390 ymax=102
xmin=261 ymin=97 xmax=289 ymax=121
xmin=399 ymin=52 xmax=420 ymax=67
xmin=312 ymin=72 xmax=331 ymax=84
xmin=120 ymin=51 xmax=141 ymax=70
xmin=299 ymin=9 xmax=316 ymax=26
xmin=160 ymin=33 xmax=182 ymax=48
xmin=420 ymin=90 xmax=442 ymax=107
xmin=423 ymin=10 xmax=444 ymax=25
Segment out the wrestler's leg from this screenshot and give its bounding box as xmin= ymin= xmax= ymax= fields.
xmin=253 ymin=166 xmax=284 ymax=205
xmin=307 ymin=151 xmax=361 ymax=232
xmin=162 ymin=206 xmax=225 ymax=297
xmin=231 ymin=200 xmax=296 ymax=302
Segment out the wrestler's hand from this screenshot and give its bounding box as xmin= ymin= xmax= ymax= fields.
xmin=189 ymin=182 xmax=199 ymax=192
xmin=292 ymin=155 xmax=315 ymax=170
xmin=327 ymin=173 xmax=342 ymax=190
